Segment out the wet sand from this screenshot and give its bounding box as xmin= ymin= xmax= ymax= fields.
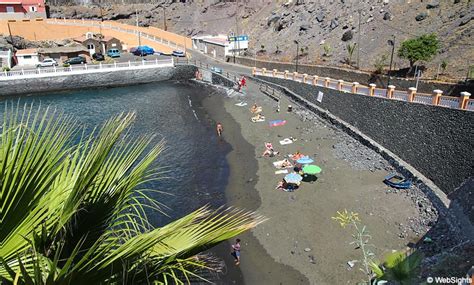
xmin=194 ymin=79 xmax=431 ymax=284
xmin=196 ymin=84 xmax=309 ymax=284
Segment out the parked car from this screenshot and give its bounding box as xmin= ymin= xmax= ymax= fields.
xmin=172 ymin=50 xmax=186 ymax=57
xmin=36 ymin=58 xmax=58 ymax=68
xmin=133 ymin=46 xmax=154 ymax=56
xmin=107 ymin=49 xmax=121 ymax=58
xmin=64 ymin=56 xmax=86 ymax=65
xmin=211 ymin=66 xmax=222 ymax=74
xmin=92 ymin=53 xmax=105 ymax=61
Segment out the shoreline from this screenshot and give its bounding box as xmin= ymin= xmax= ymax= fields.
xmin=195 ymin=81 xmax=310 ymax=284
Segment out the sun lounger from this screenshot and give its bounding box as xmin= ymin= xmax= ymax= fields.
xmin=275 ymin=169 xmax=289 ymax=174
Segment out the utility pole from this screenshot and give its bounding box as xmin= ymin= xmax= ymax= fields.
xmin=7 ymin=23 xmax=13 ymax=46
xmin=163 ymin=7 xmax=167 ymax=31
xmin=356 ymin=9 xmax=361 ymax=69
xmin=136 ymin=9 xmax=142 ymax=56
xmin=235 ymin=8 xmax=240 ymax=58
xmin=387 ymin=35 xmax=395 ymax=87
xmin=294 ymin=40 xmax=299 ymax=72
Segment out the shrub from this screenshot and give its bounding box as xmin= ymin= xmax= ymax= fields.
xmin=398 ymin=33 xmax=440 ymax=69
xmin=63 ymin=63 xmax=70 ymax=68
xmin=374 ymin=54 xmax=388 ymax=74
xmin=323 ymin=44 xmax=332 ymax=57
xmin=2 ymin=66 xmax=10 ymax=72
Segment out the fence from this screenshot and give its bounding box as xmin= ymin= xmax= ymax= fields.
xmin=46 ymin=18 xmax=187 ymax=51
xmin=0 ymin=58 xmax=174 ymax=80
xmin=253 ymin=68 xmax=473 ymax=112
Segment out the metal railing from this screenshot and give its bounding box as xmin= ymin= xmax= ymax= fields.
xmin=253 ymin=67 xmax=473 ymax=111
xmin=0 ymin=58 xmax=174 ymax=80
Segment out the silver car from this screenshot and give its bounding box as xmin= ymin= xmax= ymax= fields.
xmin=36 ymin=58 xmax=58 ymax=68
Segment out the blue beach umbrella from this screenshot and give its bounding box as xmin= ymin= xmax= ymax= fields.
xmin=284 ymin=173 xmax=303 ymax=184
xmin=296 ymin=156 xmax=314 ymax=164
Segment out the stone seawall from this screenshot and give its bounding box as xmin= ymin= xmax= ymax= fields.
xmin=256 ymin=75 xmax=474 ymax=196
xmin=0 ymin=65 xmax=198 ymax=96
xmin=230 ymin=56 xmax=473 ymax=96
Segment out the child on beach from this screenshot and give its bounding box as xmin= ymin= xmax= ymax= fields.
xmin=231 ymin=238 xmax=241 ymax=265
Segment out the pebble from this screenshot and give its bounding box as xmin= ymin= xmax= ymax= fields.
xmin=304 ymin=247 xmax=311 ymax=252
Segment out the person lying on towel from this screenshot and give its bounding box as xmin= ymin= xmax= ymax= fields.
xmin=251 ymin=113 xmax=265 ymax=122
xmin=250 ymin=103 xmax=262 ymax=114
xmin=262 ymin=142 xmax=279 ymax=157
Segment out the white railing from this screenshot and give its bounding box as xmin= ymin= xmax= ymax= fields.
xmin=413 ymin=94 xmax=433 ymax=105
xmin=438 ymin=96 xmax=460 ymax=109
xmin=46 ymin=19 xmax=185 ymax=50
xmin=253 ymin=67 xmax=472 ymax=111
xmin=0 ymin=58 xmax=174 ymax=80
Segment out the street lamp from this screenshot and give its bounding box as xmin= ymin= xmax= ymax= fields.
xmin=387 ymin=35 xmax=396 ymax=87
xmin=294 ymin=40 xmax=299 ymax=73
xmin=254 ymin=41 xmax=258 ymax=68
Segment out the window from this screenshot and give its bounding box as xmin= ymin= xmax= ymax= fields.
xmin=111 ymin=43 xmax=117 ymax=47
xmin=29 ymin=6 xmax=37 ymax=12
xmin=6 ymin=6 xmax=15 ymax=13
xmin=23 ymin=55 xmax=32 ymax=59
xmin=87 ymin=44 xmax=95 ymax=50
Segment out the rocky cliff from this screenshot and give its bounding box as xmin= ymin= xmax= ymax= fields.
xmin=50 ymin=0 xmax=473 ymax=78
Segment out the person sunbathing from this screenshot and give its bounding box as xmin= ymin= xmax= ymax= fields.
xmin=290 ymin=151 xmax=304 ymax=161
xmin=250 ymin=103 xmax=262 ymax=114
xmin=261 ymin=142 xmax=279 ymax=157
xmin=251 ymin=113 xmax=265 ymax=122
xmin=275 ymin=179 xmax=287 ymax=190
xmin=281 ymin=159 xmax=292 ymax=168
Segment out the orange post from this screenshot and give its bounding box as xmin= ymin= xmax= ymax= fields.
xmin=262 ymin=68 xmax=267 ymax=76
xmin=432 ymin=89 xmax=443 ymax=105
xmin=302 ymin=73 xmax=308 ymax=83
xmin=324 ymin=77 xmax=330 ymax=88
xmin=312 ymin=75 xmax=319 ymax=86
xmin=407 ymin=87 xmax=417 ymax=102
xmin=387 ymin=85 xmax=395 ymax=99
xmin=252 ymin=67 xmax=257 ymax=76
xmin=284 ymin=70 xmax=289 ymax=79
xmin=293 ymin=72 xmax=298 ymax=81
xmin=272 ymin=69 xmax=278 ymax=77
xmin=369 ymin=83 xmax=376 ymax=96
xmin=459 ymin=91 xmax=471 ymax=109
xmin=351 ymin=82 xmax=359 ymax=93
xmin=338 ymin=79 xmax=344 ymax=91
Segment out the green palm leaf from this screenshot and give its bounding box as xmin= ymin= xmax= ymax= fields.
xmin=0 ymin=105 xmax=265 ymax=285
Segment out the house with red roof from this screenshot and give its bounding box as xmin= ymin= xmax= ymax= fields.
xmin=0 ymin=0 xmax=47 ymax=19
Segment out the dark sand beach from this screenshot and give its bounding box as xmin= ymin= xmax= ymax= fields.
xmin=194 ymin=79 xmax=436 ymax=284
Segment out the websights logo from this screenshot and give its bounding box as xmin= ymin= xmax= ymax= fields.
xmin=426 ymin=276 xmax=473 ymax=284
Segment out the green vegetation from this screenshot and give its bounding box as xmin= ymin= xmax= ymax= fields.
xmin=333 ymin=210 xmax=376 ymax=284
xmin=374 ymin=54 xmax=388 ymax=74
xmin=62 ymin=63 xmax=71 ymax=67
xmin=1 ymin=66 xmax=10 ymax=72
xmin=370 ymin=250 xmax=422 ymax=284
xmin=0 ymin=106 xmax=264 ymax=284
xmin=345 ymin=43 xmax=357 ymax=66
xmin=323 ymin=43 xmax=332 ymax=57
xmin=440 ymin=60 xmax=448 ymax=74
xmin=398 ymin=33 xmax=440 ymax=69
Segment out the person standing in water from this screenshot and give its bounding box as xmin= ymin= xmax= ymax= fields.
xmin=216 ymin=122 xmax=223 ymax=137
xmin=231 ymin=238 xmax=241 ymax=265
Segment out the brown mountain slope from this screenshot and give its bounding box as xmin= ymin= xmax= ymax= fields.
xmin=50 ymin=0 xmax=473 ymax=78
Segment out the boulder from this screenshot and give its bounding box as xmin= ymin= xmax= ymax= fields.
xmin=300 ymin=24 xmax=311 ymax=31
xmin=315 ymin=12 xmax=325 ymax=22
xmin=415 ymin=12 xmax=428 ymax=21
xmin=330 ymin=19 xmax=339 ymax=29
xmin=341 ymin=30 xmax=353 ymax=41
xmin=426 ymin=2 xmax=440 ymax=9
xmin=383 ymin=11 xmax=392 ymax=20
xmin=267 ymin=14 xmax=280 ymax=26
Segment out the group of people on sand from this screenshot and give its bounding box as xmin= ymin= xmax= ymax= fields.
xmin=250 ymin=103 xmax=266 ymax=122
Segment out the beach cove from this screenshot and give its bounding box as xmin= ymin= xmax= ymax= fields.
xmin=197 ymin=79 xmax=437 ymax=284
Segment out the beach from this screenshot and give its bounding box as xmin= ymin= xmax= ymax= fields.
xmin=197 ymin=79 xmax=436 ymax=284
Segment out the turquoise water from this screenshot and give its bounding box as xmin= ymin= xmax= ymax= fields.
xmin=0 ymin=81 xmax=231 ymax=226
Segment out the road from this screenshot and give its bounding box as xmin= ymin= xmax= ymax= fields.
xmin=10 ymin=52 xmax=172 ymax=71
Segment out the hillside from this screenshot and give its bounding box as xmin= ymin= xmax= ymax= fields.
xmin=50 ymin=0 xmax=474 ymax=78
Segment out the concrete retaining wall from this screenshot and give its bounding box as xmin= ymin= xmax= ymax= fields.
xmin=231 ymin=56 xmax=473 ymax=96
xmin=256 ymin=75 xmax=474 ymax=195
xmin=0 ymin=65 xmax=197 ymax=96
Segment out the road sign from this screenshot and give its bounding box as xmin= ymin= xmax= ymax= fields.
xmin=228 ymin=35 xmax=249 ymax=42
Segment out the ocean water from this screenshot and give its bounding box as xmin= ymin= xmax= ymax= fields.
xmin=0 ymin=81 xmax=231 ymax=226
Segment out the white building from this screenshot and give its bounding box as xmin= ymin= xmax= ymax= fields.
xmin=0 ymin=49 xmax=12 ymax=68
xmin=192 ymin=34 xmax=248 ymax=59
xmin=15 ymin=48 xmax=40 ymax=66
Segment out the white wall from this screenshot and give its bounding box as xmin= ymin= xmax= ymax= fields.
xmin=17 ymin=55 xmax=40 ymax=66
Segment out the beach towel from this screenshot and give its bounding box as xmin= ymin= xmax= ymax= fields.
xmin=275 ymin=169 xmax=289 ymax=174
xmin=269 ymin=120 xmax=287 ymax=127
xmin=279 ymin=138 xmax=293 ymax=145
xmin=235 ymin=102 xmax=248 ymax=107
